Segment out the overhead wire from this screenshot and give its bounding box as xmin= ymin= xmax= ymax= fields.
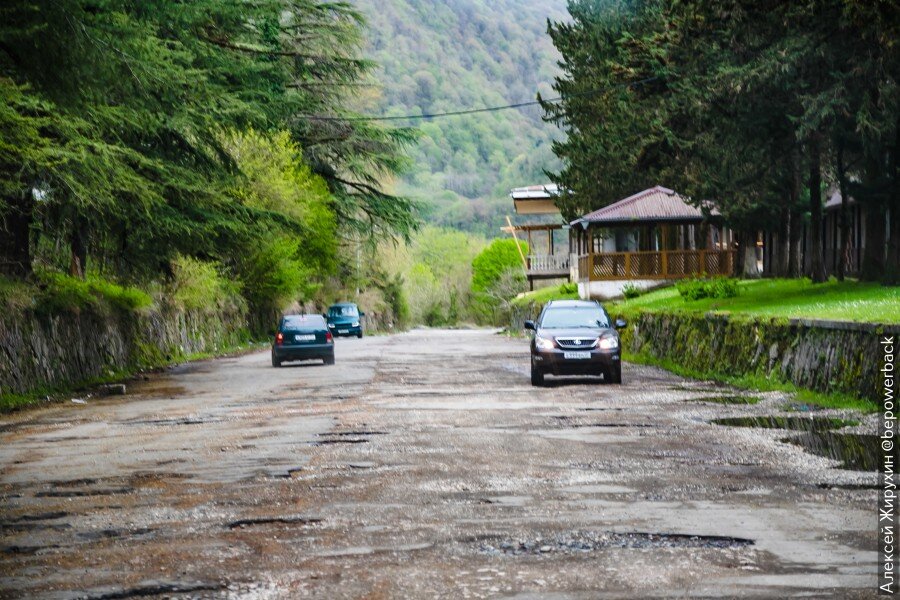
xmin=302 ymin=76 xmax=660 ymax=122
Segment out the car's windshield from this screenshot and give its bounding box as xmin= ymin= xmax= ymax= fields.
xmin=283 ymin=315 xmax=325 ymax=329
xmin=540 ymin=307 xmax=609 ymax=329
xmin=328 ymin=305 xmax=358 ymax=317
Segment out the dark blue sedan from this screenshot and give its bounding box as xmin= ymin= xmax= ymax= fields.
xmin=272 ymin=314 xmax=334 ymax=367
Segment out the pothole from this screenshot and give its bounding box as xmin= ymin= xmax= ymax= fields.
xmin=786 ymin=432 xmax=881 ymax=471
xmin=477 ymin=530 xmax=754 ymax=555
xmin=83 ymin=581 xmax=224 ymax=599
xmin=692 ymin=395 xmax=760 ymax=405
xmin=711 ymin=416 xmax=857 ymax=431
xmin=711 ymin=416 xmax=877 ymax=471
xmin=35 ymin=487 xmax=133 ymax=498
xmin=227 ymin=515 xmax=322 ymax=529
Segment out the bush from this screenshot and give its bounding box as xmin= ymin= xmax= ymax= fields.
xmin=471 ymin=238 xmax=528 ymax=293
xmin=622 ymin=283 xmax=642 ymax=299
xmin=676 ymin=276 xmax=740 ymax=301
xmin=34 ymin=271 xmax=152 ymax=314
xmin=170 ymin=256 xmax=242 ymax=313
xmin=560 ymin=282 xmax=578 ymax=294
xmin=237 ymin=237 xmax=314 ymax=314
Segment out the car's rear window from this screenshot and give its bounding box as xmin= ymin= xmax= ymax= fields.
xmin=328 ymin=305 xmax=358 ymax=317
xmin=283 ymin=315 xmax=325 ymax=328
xmin=541 ymin=307 xmax=609 ymax=329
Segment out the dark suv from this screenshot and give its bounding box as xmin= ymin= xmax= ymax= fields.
xmin=524 ymin=300 xmax=626 ymax=386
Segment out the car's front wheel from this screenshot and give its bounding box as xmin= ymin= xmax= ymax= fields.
xmin=530 ymin=363 xmax=545 ymax=387
xmin=357 ymin=331 xmax=363 ymax=339
xmin=606 ymin=363 xmax=622 ymax=384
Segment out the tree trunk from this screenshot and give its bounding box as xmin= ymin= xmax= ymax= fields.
xmin=836 ymin=143 xmax=851 ymax=281
xmin=775 ymin=203 xmax=790 ymax=276
xmin=69 ymin=215 xmax=88 ymax=279
xmin=741 ymin=230 xmax=760 ymax=277
xmin=860 ymin=154 xmax=887 ymax=280
xmin=807 ymin=135 xmax=827 ymax=283
xmin=886 ymin=123 xmax=900 ymax=283
xmin=788 ymin=146 xmax=803 ymax=277
xmin=0 ymin=192 xmax=34 ymax=278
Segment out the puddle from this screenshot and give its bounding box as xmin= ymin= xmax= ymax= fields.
xmin=82 ymin=581 xmax=224 ymax=599
xmin=693 ymin=396 xmax=760 ymax=405
xmin=227 ymin=515 xmax=322 ymax=529
xmin=712 ymin=415 xmax=878 ymax=471
xmin=711 ymin=416 xmax=857 ymax=431
xmin=786 ymin=432 xmax=881 ymax=471
xmin=477 ymin=530 xmax=753 ymax=556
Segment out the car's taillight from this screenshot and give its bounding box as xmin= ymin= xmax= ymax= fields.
xmin=326 ymin=331 xmax=333 ymax=343
xmin=276 ymin=332 xmax=284 ymax=344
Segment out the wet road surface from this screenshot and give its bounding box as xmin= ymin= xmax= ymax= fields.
xmin=0 ymin=329 xmax=879 ymax=598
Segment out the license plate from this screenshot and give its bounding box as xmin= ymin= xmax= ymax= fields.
xmin=295 ymin=334 xmax=315 ymax=341
xmin=563 ymin=351 xmax=591 ymax=360
xmin=338 ymin=329 xmax=349 ymax=334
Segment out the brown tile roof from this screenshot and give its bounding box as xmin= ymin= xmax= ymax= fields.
xmin=571 ymin=186 xmax=720 ymax=226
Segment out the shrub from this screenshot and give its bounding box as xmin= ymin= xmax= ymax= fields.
xmin=236 ymin=237 xmax=314 ymax=314
xmin=87 ymin=277 xmax=152 ymax=311
xmin=171 ymin=255 xmax=242 ymax=313
xmin=33 ymin=271 xmax=151 ymax=314
xmin=676 ymin=276 xmax=740 ymax=301
xmin=622 ymin=283 xmax=642 ymax=299
xmin=560 ymin=282 xmax=578 ymax=294
xmin=471 ymin=238 xmax=528 ymax=293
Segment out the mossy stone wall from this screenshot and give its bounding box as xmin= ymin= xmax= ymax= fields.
xmin=621 ymin=312 xmax=898 ymax=401
xmin=0 ymin=306 xmax=248 ymax=395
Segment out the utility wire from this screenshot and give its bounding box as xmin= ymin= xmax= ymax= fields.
xmin=303 ymin=76 xmax=660 ymax=122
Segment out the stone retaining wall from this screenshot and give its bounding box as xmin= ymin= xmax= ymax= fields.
xmin=0 ymin=306 xmax=248 ymax=396
xmin=622 ymin=312 xmax=896 ymax=401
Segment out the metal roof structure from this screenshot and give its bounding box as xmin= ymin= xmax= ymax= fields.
xmin=510 ymin=184 xmax=562 ymax=215
xmin=571 ymin=186 xmax=720 ymax=228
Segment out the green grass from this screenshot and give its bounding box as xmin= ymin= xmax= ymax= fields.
xmin=512 ymin=282 xmax=579 ymax=306
xmin=612 ymin=278 xmax=900 ymax=323
xmin=625 ymin=350 xmax=879 ymax=413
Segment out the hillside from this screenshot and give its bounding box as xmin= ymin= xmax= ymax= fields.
xmin=350 ymin=0 xmax=568 ymax=235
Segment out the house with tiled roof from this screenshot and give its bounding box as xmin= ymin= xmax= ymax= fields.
xmin=569 ymin=186 xmax=735 ymax=299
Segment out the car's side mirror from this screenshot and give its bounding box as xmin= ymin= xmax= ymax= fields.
xmin=359 ymin=311 xmax=365 ymax=317
xmin=615 ymin=318 xmax=627 ymax=329
xmin=524 ymin=320 xmax=536 ymax=331
xmin=322 ymin=313 xmax=328 ymax=319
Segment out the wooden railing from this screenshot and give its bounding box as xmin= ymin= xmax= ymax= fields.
xmin=577 ymin=249 xmax=735 ymax=281
xmin=527 ymin=254 xmax=569 ymax=274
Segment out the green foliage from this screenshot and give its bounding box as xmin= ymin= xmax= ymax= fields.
xmin=378 ymin=273 xmax=410 ymax=329
xmin=676 ymin=277 xmax=740 ymax=301
xmin=377 ymin=226 xmax=486 ymax=326
xmin=353 ymin=0 xmax=568 ymax=235
xmin=237 ymin=237 xmax=315 ymax=315
xmin=0 ymin=0 xmax=416 ymax=300
xmin=471 ymin=239 xmax=528 ymax=293
xmin=512 ymin=282 xmax=579 ymax=307
xmin=543 ymin=0 xmax=898 ymax=280
xmin=170 ymin=256 xmax=243 ymax=314
xmin=32 ymin=271 xmax=151 ymax=315
xmin=621 ymin=283 xmax=642 ymax=300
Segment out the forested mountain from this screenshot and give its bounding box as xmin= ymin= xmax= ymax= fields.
xmin=351 ymin=0 xmax=568 ymax=235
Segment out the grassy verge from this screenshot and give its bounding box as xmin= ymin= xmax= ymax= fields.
xmin=625 ymin=350 xmax=879 ymax=414
xmin=0 ymin=340 xmax=268 ymax=414
xmin=612 ymin=278 xmax=899 ymax=324
xmin=512 ymin=282 xmax=579 ymax=307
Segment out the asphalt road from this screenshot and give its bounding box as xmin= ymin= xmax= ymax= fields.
xmin=0 ymin=328 xmax=880 ymax=598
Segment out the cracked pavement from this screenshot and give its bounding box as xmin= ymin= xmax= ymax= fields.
xmin=0 ymin=328 xmax=880 ymax=598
